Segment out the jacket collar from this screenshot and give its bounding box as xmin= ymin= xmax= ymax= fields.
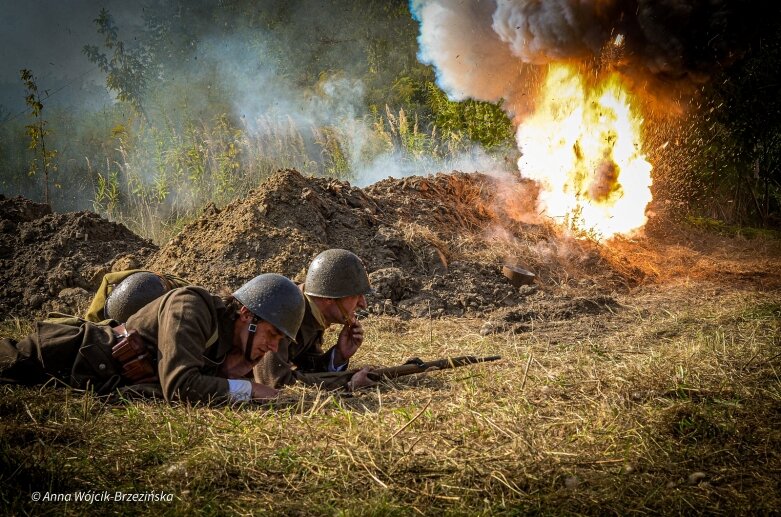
xmin=304 ymin=293 xmax=327 ymax=330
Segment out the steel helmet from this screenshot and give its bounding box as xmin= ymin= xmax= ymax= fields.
xmin=233 ymin=273 xmax=305 ymax=341
xmin=105 ymin=272 xmax=168 ymax=323
xmin=304 ymin=249 xmax=372 ymax=298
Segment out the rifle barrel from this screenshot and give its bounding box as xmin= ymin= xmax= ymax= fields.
xmin=373 ymin=355 xmax=501 ymax=379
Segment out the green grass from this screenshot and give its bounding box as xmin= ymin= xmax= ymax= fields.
xmin=1 ymin=286 xmax=779 ymax=515
xmin=84 ymin=105 xmax=498 ymax=246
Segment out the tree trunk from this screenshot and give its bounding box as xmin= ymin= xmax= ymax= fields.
xmin=39 ymin=118 xmax=49 ymax=207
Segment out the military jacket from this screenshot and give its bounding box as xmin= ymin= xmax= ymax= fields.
xmin=125 ymin=286 xmax=236 ymax=403
xmin=1 ymin=286 xmax=237 ymax=404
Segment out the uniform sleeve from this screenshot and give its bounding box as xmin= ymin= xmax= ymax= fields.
xmin=253 ymin=339 xmax=298 ymax=388
xmin=155 ymin=290 xmax=230 ymax=404
xmin=289 ymin=324 xmax=340 ymax=373
xmin=292 ymin=347 xmax=335 ymax=372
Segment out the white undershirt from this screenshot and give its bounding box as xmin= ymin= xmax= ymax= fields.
xmin=227 ymin=379 xmax=252 ymax=401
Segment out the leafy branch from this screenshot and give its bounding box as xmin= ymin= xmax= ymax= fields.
xmin=83 ymin=8 xmax=149 ymax=117
xmin=20 ymin=69 xmax=57 ymax=205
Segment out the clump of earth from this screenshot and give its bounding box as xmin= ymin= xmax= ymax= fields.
xmin=0 ymin=195 xmax=157 ymax=319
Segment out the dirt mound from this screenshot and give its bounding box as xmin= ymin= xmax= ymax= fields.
xmin=146 ymin=169 xmax=629 ymax=318
xmin=147 ymin=169 xmax=518 ymax=288
xmin=147 ymin=169 xmax=781 ymax=320
xmin=147 ymin=170 xmax=384 ymax=289
xmin=6 ymin=169 xmax=778 ymax=323
xmin=0 ymin=195 xmax=157 ymax=319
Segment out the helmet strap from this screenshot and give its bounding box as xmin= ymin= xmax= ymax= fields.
xmin=245 ymin=315 xmax=259 ymax=363
xmin=334 ymin=299 xmax=353 ymax=326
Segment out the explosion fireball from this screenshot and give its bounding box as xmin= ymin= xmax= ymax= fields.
xmin=517 ymin=64 xmax=653 ymax=238
xmin=412 ymin=0 xmax=765 ymax=239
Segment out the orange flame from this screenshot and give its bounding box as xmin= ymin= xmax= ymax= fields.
xmin=517 ymin=64 xmax=653 ymax=238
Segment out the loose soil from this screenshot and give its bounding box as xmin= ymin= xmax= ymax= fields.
xmin=0 ymin=195 xmax=157 ymax=319
xmin=3 ymin=169 xmax=780 ymax=324
xmin=146 ymin=168 xmax=781 ymax=320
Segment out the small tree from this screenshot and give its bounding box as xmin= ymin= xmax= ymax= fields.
xmin=20 ymin=69 xmax=57 ymax=205
xmin=83 ymin=8 xmax=149 ymax=117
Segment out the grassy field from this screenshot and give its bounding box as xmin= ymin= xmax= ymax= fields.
xmin=1 ymin=283 xmax=780 ymax=515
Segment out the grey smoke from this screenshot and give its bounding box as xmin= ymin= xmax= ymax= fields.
xmin=0 ymin=0 xmax=508 ymax=204
xmin=492 ymin=0 xmax=606 ymax=63
xmin=413 ymin=0 xmax=772 ymax=111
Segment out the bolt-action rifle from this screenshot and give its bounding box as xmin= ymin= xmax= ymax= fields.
xmin=363 ymin=355 xmax=501 ymax=381
xmin=302 ymin=356 xmax=501 ymax=391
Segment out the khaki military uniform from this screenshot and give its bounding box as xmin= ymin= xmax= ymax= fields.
xmin=83 ymin=269 xmax=190 ymax=322
xmin=1 ymin=286 xmax=239 ymax=404
xmin=253 ymin=287 xmax=352 ymax=390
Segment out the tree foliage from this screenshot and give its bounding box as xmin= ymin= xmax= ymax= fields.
xmin=83 ymin=8 xmax=150 ymax=117
xmin=686 ymin=25 xmax=781 ymax=227
xmin=425 ymin=83 xmax=513 ymax=150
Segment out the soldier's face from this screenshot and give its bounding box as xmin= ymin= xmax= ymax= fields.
xmin=336 ymin=294 xmax=367 ymax=321
xmin=237 ymin=307 xmax=283 ymax=363
xmin=247 ymin=321 xmax=283 ymax=362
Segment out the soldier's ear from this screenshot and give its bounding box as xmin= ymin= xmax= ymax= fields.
xmin=238 ymin=306 xmax=254 ymax=322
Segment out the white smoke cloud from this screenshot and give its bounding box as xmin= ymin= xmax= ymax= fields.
xmin=413 ymin=0 xmax=517 ymax=103
xmin=358 ymin=145 xmax=506 ymax=187
xmin=202 ymin=34 xmax=368 ymax=132
xmin=190 ymin=31 xmax=507 ymax=188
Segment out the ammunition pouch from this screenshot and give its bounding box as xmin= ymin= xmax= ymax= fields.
xmin=111 ymin=328 xmax=158 ymax=384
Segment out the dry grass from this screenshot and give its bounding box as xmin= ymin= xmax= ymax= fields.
xmin=1 ymin=281 xmax=779 ymax=515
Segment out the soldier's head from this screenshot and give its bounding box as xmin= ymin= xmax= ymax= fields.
xmin=304 ymin=249 xmax=372 ymax=326
xmin=105 ymin=272 xmax=168 ymax=323
xmin=232 ymin=273 xmax=305 ymax=364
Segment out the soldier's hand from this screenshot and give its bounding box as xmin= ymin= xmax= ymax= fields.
xmin=250 ymin=382 xmax=279 ymax=401
xmin=334 ymin=318 xmax=364 ymax=364
xmin=347 ymin=366 xmax=376 ymax=391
